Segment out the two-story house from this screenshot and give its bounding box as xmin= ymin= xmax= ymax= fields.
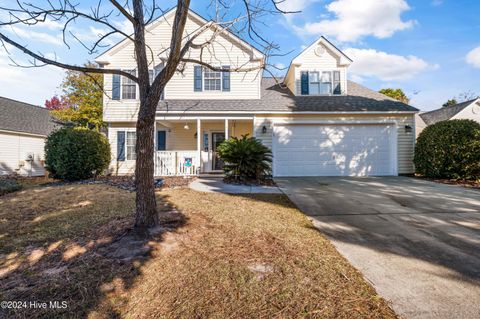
xmin=95 ymin=8 xmax=418 ymax=177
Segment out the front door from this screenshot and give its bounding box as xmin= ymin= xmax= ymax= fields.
xmin=212 ymin=132 xmax=225 ymax=171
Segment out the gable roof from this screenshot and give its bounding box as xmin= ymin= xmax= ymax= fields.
xmin=95 ymin=7 xmax=264 ymax=64
xmin=0 ymin=96 xmax=59 ymax=136
xmin=419 ymin=98 xmax=480 ymax=125
xmin=157 ymin=78 xmax=418 ymax=113
xmin=292 ymin=36 xmax=352 ymax=65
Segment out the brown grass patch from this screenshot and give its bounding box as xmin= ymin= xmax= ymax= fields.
xmin=0 ymin=184 xmax=397 ymax=319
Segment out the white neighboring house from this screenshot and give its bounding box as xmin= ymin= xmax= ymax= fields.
xmin=95 ymin=8 xmax=418 ymax=178
xmin=416 ymin=98 xmax=480 ymax=137
xmin=0 ymin=96 xmax=59 ymax=176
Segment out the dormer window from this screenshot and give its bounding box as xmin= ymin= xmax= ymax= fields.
xmin=300 ymin=70 xmax=342 ymax=95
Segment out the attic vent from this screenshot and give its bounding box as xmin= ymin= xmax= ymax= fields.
xmin=314 ymin=44 xmax=326 ymax=57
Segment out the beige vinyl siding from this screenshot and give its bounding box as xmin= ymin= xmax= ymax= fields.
xmin=159 ymin=120 xmax=253 ymax=150
xmin=107 ymin=123 xmax=137 ymax=175
xmin=108 ymin=120 xmax=253 ymax=175
xmin=102 ymin=12 xmax=262 ymax=122
xmin=451 ymin=102 xmax=480 ymax=122
xmin=254 ymin=114 xmax=415 ymax=174
xmin=0 ymin=131 xmax=47 ymax=176
xmin=289 ymin=45 xmax=348 ymax=96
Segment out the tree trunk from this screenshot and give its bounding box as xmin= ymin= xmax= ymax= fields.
xmin=134 ymin=98 xmax=157 ymax=229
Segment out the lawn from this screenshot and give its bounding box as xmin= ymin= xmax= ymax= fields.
xmin=0 ymin=183 xmax=397 ymax=319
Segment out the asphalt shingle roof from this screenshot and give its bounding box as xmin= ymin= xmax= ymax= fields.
xmin=0 ymin=96 xmax=59 ymax=136
xmin=158 ymin=78 xmax=418 ymax=113
xmin=419 ymin=98 xmax=479 ymax=125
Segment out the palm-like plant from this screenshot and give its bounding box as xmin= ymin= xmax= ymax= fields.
xmin=217 ymin=135 xmax=272 ymax=182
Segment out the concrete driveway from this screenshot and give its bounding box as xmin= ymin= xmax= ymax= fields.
xmin=276 ymin=177 xmax=480 ymax=319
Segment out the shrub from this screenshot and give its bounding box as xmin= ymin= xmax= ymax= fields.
xmin=45 ymin=127 xmax=111 ymax=181
xmin=217 ymin=134 xmax=272 ymax=181
xmin=0 ymin=178 xmax=22 ymax=196
xmin=414 ymin=119 xmax=480 ymax=180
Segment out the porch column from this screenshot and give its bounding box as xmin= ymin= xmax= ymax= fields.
xmin=225 ymin=119 xmax=229 ymax=139
xmin=197 ymin=118 xmax=201 ymax=172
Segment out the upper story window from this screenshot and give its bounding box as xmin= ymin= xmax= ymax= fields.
xmin=300 ymin=70 xmax=341 ymax=96
xmin=149 ymin=64 xmax=165 ymax=99
xmin=122 ymin=70 xmax=136 ymax=100
xmin=204 ymin=68 xmax=222 ymax=91
xmin=194 ymin=65 xmax=230 ymax=92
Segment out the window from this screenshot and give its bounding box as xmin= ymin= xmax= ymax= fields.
xmin=149 ymin=65 xmax=165 ymax=100
xmin=126 ymin=131 xmax=136 ymax=160
xmin=204 ymin=68 xmax=222 ymax=91
xmin=320 ymin=71 xmax=332 ymax=94
xmin=122 ymin=70 xmax=136 ymax=99
xmin=309 ymin=71 xmax=320 ymax=95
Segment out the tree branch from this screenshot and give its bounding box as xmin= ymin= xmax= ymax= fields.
xmin=109 ymin=0 xmax=136 ymax=24
xmin=0 ymin=32 xmax=138 ymax=82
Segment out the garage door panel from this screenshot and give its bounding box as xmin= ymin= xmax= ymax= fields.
xmin=273 ymin=124 xmax=395 ymax=177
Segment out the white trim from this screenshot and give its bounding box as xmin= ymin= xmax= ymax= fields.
xmin=0 ymin=129 xmax=47 ymax=138
xmin=96 ymin=8 xmax=264 ymax=64
xmin=272 ymin=120 xmax=398 ymax=125
xmin=156 ymin=111 xmax=417 ymax=115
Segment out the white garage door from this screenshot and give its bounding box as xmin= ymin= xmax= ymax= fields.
xmin=273 ymin=124 xmax=396 ymax=177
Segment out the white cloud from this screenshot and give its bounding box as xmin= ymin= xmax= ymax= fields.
xmin=0 ymin=47 xmax=64 ymax=105
xmin=277 ymin=0 xmax=319 ymax=13
xmin=344 ymin=48 xmax=435 ymax=81
xmin=8 ymin=25 xmax=63 ymax=46
xmin=296 ymin=0 xmax=415 ymax=42
xmin=431 ymin=0 xmax=443 ymax=6
xmin=466 ymin=46 xmax=480 ymax=68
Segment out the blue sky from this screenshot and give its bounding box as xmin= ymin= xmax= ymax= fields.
xmin=0 ymin=0 xmax=479 ymax=111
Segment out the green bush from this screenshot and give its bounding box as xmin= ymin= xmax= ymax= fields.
xmin=45 ymin=127 xmax=111 ymax=181
xmin=414 ymin=119 xmax=480 ymax=180
xmin=217 ymin=134 xmax=272 ymax=181
xmin=0 ymin=179 xmax=22 ymax=196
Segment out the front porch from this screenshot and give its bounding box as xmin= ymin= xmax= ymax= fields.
xmin=154 ymin=118 xmax=254 ymax=176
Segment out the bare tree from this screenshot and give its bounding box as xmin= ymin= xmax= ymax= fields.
xmin=0 ymin=0 xmax=291 ymax=231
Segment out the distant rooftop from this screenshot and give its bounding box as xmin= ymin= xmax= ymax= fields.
xmin=0 ymin=96 xmax=59 ymax=136
xmin=420 ymin=98 xmax=480 ymax=125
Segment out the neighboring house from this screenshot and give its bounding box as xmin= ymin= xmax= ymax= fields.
xmin=0 ymin=96 xmax=58 ymax=176
xmin=95 ymin=8 xmax=418 ymax=178
xmin=416 ymin=98 xmax=480 ymax=137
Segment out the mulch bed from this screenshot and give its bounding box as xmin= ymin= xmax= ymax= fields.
xmin=36 ymin=175 xmax=196 ymax=192
xmin=223 ymin=176 xmax=276 ymax=186
xmin=414 ymin=175 xmax=480 ymax=190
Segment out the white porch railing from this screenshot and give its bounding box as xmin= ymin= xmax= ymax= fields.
xmin=155 ymin=150 xmax=199 ymax=176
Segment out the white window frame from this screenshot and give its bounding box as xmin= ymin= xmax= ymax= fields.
xmin=121 ymin=69 xmax=137 ymax=100
xmin=126 ymin=131 xmax=136 ymax=160
xmin=203 ymin=67 xmax=222 ymax=91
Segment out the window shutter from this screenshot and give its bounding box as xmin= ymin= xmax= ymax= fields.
xmin=157 ymin=131 xmax=166 ymax=151
xmin=333 ymin=71 xmax=341 ymax=95
xmin=154 ymin=64 xmax=165 ymax=99
xmin=194 ymin=65 xmax=203 ymax=92
xmin=300 ymin=71 xmax=309 ymax=95
xmin=117 ymin=131 xmax=125 ymax=161
xmin=112 ymin=74 xmax=121 ymax=100
xmin=222 ymin=65 xmax=230 ymax=91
